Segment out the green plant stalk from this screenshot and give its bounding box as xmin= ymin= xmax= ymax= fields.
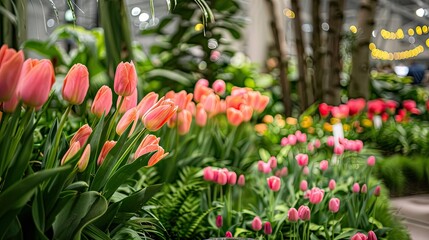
xmin=238 ymin=187 xmax=242 ymax=212
xmin=269 ymin=190 xmax=274 ymax=223
xmin=223 ymin=126 xmax=238 ymax=160
xmin=45 ymin=105 xmax=71 ymax=169
xmin=110 ymin=128 xmax=147 ymax=173
xmin=107 ymin=97 xmax=124 ymax=140
xmin=208 ymin=184 xmax=212 ymax=208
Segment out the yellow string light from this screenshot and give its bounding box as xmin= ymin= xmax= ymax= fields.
xmin=370 ymin=43 xmax=425 ymax=60
xmin=416 ymin=26 xmax=423 ymax=35
xmin=350 ymin=25 xmax=357 ymax=34
xmin=283 ymin=8 xmax=295 ymax=19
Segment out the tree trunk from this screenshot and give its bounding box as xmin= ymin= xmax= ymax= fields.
xmin=311 ymin=0 xmax=323 ymax=102
xmin=1 ymin=0 xmax=26 ymax=49
xmin=99 ymin=0 xmax=133 ymax=78
xmin=290 ymin=0 xmax=309 ymax=111
xmin=324 ymin=0 xmax=345 ymax=105
xmin=265 ymin=0 xmax=292 ymax=116
xmin=349 ymin=0 xmax=378 ymax=99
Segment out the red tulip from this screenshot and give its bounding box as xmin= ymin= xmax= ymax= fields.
xmin=264 ymin=222 xmax=272 ymax=235
xmin=347 ymin=98 xmax=366 ymax=116
xmin=319 ymin=103 xmax=331 ymax=118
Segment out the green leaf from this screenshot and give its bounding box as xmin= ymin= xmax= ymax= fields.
xmin=145 ymin=69 xmax=192 ymax=86
xmin=53 ymin=191 xmax=108 ymax=240
xmin=32 ymin=189 xmax=48 ymax=239
xmin=82 ymin=115 xmax=106 ymax=182
xmin=259 ymin=148 xmax=270 ymax=161
xmin=118 ymin=184 xmax=163 ymax=213
xmin=92 ymin=201 xmax=122 ymax=230
xmin=234 ymin=227 xmax=251 ymax=237
xmin=82 ymin=224 xmax=111 ymax=240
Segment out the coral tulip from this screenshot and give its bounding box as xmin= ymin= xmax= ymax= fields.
xmin=134 ymin=134 xmax=160 ymax=160
xmin=267 ymin=176 xmax=281 ymax=191
xmin=240 ymin=104 xmax=253 ymax=122
xmin=296 ymin=153 xmax=308 ymax=167
xmin=0 ymin=45 xmax=24 ymax=102
xmin=212 ymin=79 xmax=226 ymax=95
xmin=116 ymin=108 xmax=138 ymax=136
xmin=298 ymin=205 xmax=311 ymax=221
xmin=374 ymin=185 xmax=381 ymax=197
xmin=143 ymin=97 xmax=177 ymax=131
xmin=177 ymin=109 xmax=192 ymax=135
xmin=117 ymin=88 xmax=137 ymax=114
xmin=97 ymin=141 xmax=116 ymax=166
xmin=114 ymin=61 xmax=137 ymax=96
xmin=147 ymin=146 xmax=168 ymax=167
xmin=61 ymin=141 xmax=81 ymax=165
xmin=2 ymin=91 xmax=19 ymax=113
xmin=226 ymin=107 xmax=244 ymax=126
xmin=264 ymin=222 xmax=272 ymax=235
xmin=91 ymin=85 xmax=112 ymax=117
xmin=19 ymin=59 xmax=55 ymax=108
xmin=288 ymin=207 xmax=299 ymax=222
xmin=252 ymin=216 xmax=262 ymax=231
xmin=136 ymin=92 xmax=159 ymax=118
xmin=195 ymin=104 xmax=207 ymax=126
xmin=62 ymin=63 xmax=89 ymax=105
xmin=77 ymin=144 xmax=91 ymax=172
xmin=320 ymin=160 xmax=329 ymax=171
xmin=216 ymin=215 xmax=223 ymax=228
xmin=217 ymin=170 xmax=228 ymax=185
xmin=238 ymin=174 xmax=245 ymax=186
xmin=329 ymin=198 xmax=340 ymax=213
xmin=70 ymin=124 xmax=92 ymax=146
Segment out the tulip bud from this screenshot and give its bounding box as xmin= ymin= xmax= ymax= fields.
xmin=225 ymin=231 xmax=232 ymax=238
xmin=298 ymin=205 xmax=311 ymax=221
xmin=117 ymin=89 xmax=137 ymax=114
xmin=264 ymin=222 xmax=272 ymax=235
xmin=143 ymin=98 xmax=178 ymax=131
xmin=302 ymin=166 xmax=310 ymax=175
xmin=61 ymin=142 xmax=81 ymax=165
xmin=320 ymin=160 xmax=329 ymax=171
xmin=361 ymin=184 xmax=368 ymax=194
xmin=91 ymin=86 xmax=112 ymax=117
xmin=288 ymin=134 xmax=297 ymax=145
xmin=97 ymin=141 xmax=116 ymax=166
xmin=352 ymin=183 xmax=360 ymax=193
xmin=309 ymin=187 xmax=324 ymax=204
xmin=196 ymin=104 xmax=208 ymax=127
xmin=251 ymin=216 xmax=262 ymax=231
xmin=319 ymin=103 xmax=330 ymax=118
xmin=134 ymin=134 xmax=160 ymax=160
xmin=329 ymin=179 xmax=336 ymax=191
xmin=137 ymin=92 xmax=159 ymax=118
xmin=212 ymin=79 xmax=226 ymax=95
xmin=77 ymin=144 xmax=91 ymax=172
xmin=288 ymin=207 xmax=299 ymax=222
xmin=240 ymin=104 xmax=253 ymax=122
xmin=329 ymin=198 xmax=340 ymax=213
xmin=147 ymin=146 xmax=168 ymax=167
xmin=226 ymin=107 xmax=244 ymax=126
xmin=203 ymin=167 xmax=214 ymax=182
xmin=217 ymin=171 xmax=228 ymax=185
xmin=351 ymin=233 xmax=368 ymax=240
xmin=280 ymin=167 xmax=288 ymax=176
xmin=2 ymin=91 xmax=19 ymax=113
xmin=327 ymin=136 xmax=335 ymax=147
xmin=0 ymin=46 xmax=24 ymax=102
xmin=268 ymin=156 xmax=277 ymax=169
xmin=374 ymin=186 xmax=381 ymax=197
xmin=114 ymin=61 xmax=137 ymax=96
xmin=300 ymin=180 xmax=308 ymax=191
xmin=267 ymin=176 xmax=281 ymax=192
xmin=216 ymin=215 xmax=223 ymax=228
xmin=177 ymin=109 xmax=192 ymax=135
xmin=334 ymin=144 xmax=344 ymax=155
xmin=368 ymin=230 xmax=377 ymax=240
xmin=296 ymin=154 xmax=309 ymax=167
xmin=70 ymin=124 xmax=92 ymax=146
xmin=367 ymin=156 xmax=376 ymax=166
xmin=228 ymin=171 xmax=237 ymax=185
xmin=238 ymin=174 xmax=245 ymax=186
xmin=281 ymin=137 xmax=288 ymax=146
xmin=62 ymin=63 xmax=89 ymax=105
xmin=314 ymin=139 xmax=321 ymax=148
xmin=116 ymin=108 xmax=139 ymax=136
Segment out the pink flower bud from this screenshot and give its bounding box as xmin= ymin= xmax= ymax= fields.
xmin=367 ymin=156 xmax=376 ymax=166
xmin=361 ymin=184 xmax=368 ymax=193
xmin=319 ymin=160 xmax=329 ymax=171
xmin=0 ymin=45 xmax=24 ymax=102
xmin=288 ymin=207 xmax=299 ymax=222
xmin=225 ymin=231 xmax=232 ymax=238
xmin=281 ymin=137 xmax=288 ymax=146
xmin=280 ymin=167 xmax=288 ymax=176
xmin=77 ymin=144 xmax=91 ymax=172
xmin=368 ymin=230 xmax=377 ymax=240
xmin=212 ymin=79 xmax=226 ymax=95
xmin=61 ymin=141 xmax=81 ymax=165
xmin=212 ymin=170 xmax=219 ymax=182
xmin=264 ymin=222 xmax=272 ymax=235
xmin=351 ymin=233 xmax=368 ymax=240
xmin=314 ymin=139 xmax=321 ymax=148
xmin=195 ymin=104 xmax=208 ymax=127
xmin=298 ymin=205 xmax=311 ymax=221
xmin=267 ymin=176 xmax=281 ymax=191
xmin=70 ymin=124 xmax=92 ymax=147
xmin=309 ymin=187 xmax=324 ymax=204
xmin=374 ymin=186 xmax=381 ymax=197
xmin=296 ymin=153 xmax=309 ymax=167
xmin=228 ymin=171 xmax=237 ymax=185
xmin=296 ymin=132 xmax=307 ymax=143
xmin=303 ymin=166 xmax=310 ymax=175
xmin=2 ymin=91 xmax=19 ymax=113
xmin=334 ymin=144 xmax=344 ymax=155
xmin=177 ymin=109 xmax=192 ymax=135
xmin=329 ymin=179 xmax=336 ymax=191
xmin=258 ymin=161 xmax=271 ymax=174
xmin=329 ymin=198 xmax=340 ymax=213
xmin=327 ymin=136 xmax=335 ymax=147
xmin=252 ymin=216 xmax=262 ymax=231
xmin=269 ymin=156 xmax=277 ymax=169
xmin=226 ymin=107 xmax=244 ymax=126
xmin=300 ymin=180 xmax=308 ymax=191
xmin=117 ymin=89 xmax=137 ymax=114
xmin=91 ymin=86 xmax=112 ymax=117
xmin=62 ymin=63 xmax=89 ymax=105
xmin=307 ymin=143 xmax=315 ymax=152
xmin=134 ymin=134 xmax=160 ymax=160
xmin=216 ymin=215 xmax=223 ymax=228
xmin=288 ymin=134 xmax=297 ymax=145
xmin=203 ymin=167 xmax=214 ymax=181
xmin=136 ymin=92 xmax=159 ymax=118
xmin=116 ymin=108 xmax=138 ymax=136
xmin=143 ymin=98 xmax=178 ymax=131
xmin=97 ymin=141 xmax=116 ymax=166
xmin=352 ymin=183 xmax=360 ymax=193
xmin=238 ymin=174 xmax=245 ymax=186
xmin=114 ymin=61 xmax=137 ymax=96
xmin=217 ymin=171 xmax=228 ymax=185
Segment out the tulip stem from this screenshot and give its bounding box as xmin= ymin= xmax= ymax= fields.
xmin=107 ymin=96 xmax=124 ymax=139
xmin=226 ymin=185 xmax=232 ymax=227
xmin=45 ymin=105 xmax=71 ymax=169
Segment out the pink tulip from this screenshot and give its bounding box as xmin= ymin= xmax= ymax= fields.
xmin=347 ymin=98 xmax=366 ymax=116
xmin=225 ymin=231 xmax=232 ymax=238
xmin=177 ymin=109 xmax=192 ymax=135
xmin=374 ymin=186 xmax=381 ymax=197
xmin=136 ymin=92 xmax=159 ymax=118
xmin=403 ymin=100 xmax=416 ymax=112
xmin=77 ymin=144 xmax=91 ymax=172
xmin=334 ymin=144 xmax=344 ymax=155
xmin=300 ymin=180 xmax=308 ymax=191
xmin=385 ymin=100 xmax=398 ymax=113
xmin=195 ymin=104 xmax=208 ymax=127
xmin=216 ymin=215 xmax=223 ymax=228
xmin=212 ymin=170 xmax=219 ymax=182
xmin=320 ymin=160 xmax=329 ymax=171
xmin=268 ymin=156 xmax=277 ymax=169
xmin=238 ymin=174 xmax=245 ymax=186
xmin=351 ymin=233 xmax=368 ymax=240
xmin=228 ymin=171 xmax=237 ymax=185
xmin=116 ymin=108 xmax=138 ymax=136
xmin=352 ymin=183 xmax=360 ymax=193
xmin=296 ymin=153 xmax=308 ymax=167
xmin=267 ymin=176 xmax=281 ymax=191
xmin=302 ymin=166 xmax=310 ymax=175
xmin=61 ymin=141 xmax=81 ymax=165
xmin=327 ymin=136 xmax=335 ymax=147
xmin=196 ymin=78 xmax=209 ymax=87
xmin=264 ymin=222 xmax=272 ymax=235
xmin=308 ymin=187 xmax=324 ymax=204
xmin=298 ymin=205 xmax=311 ymax=221
xmin=91 ymin=86 xmax=112 ymax=117
xmin=329 ymin=179 xmax=336 ymax=191
xmin=331 ymin=104 xmax=349 ymax=119
xmin=281 ymin=137 xmax=288 ymax=146
xmin=307 ymin=143 xmax=315 ymax=152
xmin=70 ymin=124 xmax=92 ymax=146
xmin=240 ymin=104 xmax=253 ymax=122
xmin=147 ymin=146 xmax=168 ymax=167
xmin=367 ymin=231 xmax=377 ymax=240
xmin=217 ymin=171 xmax=228 ymax=185
xmin=252 ymin=216 xmax=262 ymax=231
xmin=114 ymin=61 xmax=137 ymax=96
xmin=117 ymin=88 xmax=137 ymax=114
xmin=361 ymin=184 xmax=368 ymax=194
xmin=62 ymin=63 xmax=89 ymax=105
xmin=329 ymin=198 xmax=340 ymax=213
xmin=258 ymin=160 xmax=271 ymax=174
xmin=134 ymin=134 xmax=160 ymax=160
xmin=203 ymin=167 xmax=214 ymax=182
xmin=280 ymin=167 xmax=288 ymax=176
xmin=288 ymin=134 xmax=297 ymax=145
xmin=314 ymin=139 xmax=321 ymax=148
xmin=212 ymin=79 xmax=226 ymax=95
xmin=0 ymin=45 xmax=24 ymax=102
xmin=296 ymin=131 xmax=307 ymax=143
xmin=288 ymin=207 xmax=299 ymax=222
xmin=19 ymin=59 xmax=55 ymax=108
xmin=97 ymin=141 xmax=116 ymax=166
xmin=143 ymin=98 xmax=177 ymax=131
xmin=367 ymin=156 xmax=376 ymax=166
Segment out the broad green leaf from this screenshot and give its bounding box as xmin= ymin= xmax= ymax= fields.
xmin=118 ymin=184 xmax=163 ymax=213
xmin=92 ymin=201 xmax=122 ymax=230
xmin=82 ymin=224 xmax=111 ymax=240
xmin=53 ymin=191 xmax=108 ymax=240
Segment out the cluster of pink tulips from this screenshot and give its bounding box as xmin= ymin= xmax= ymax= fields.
xmin=203 ymin=167 xmax=245 ymax=186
